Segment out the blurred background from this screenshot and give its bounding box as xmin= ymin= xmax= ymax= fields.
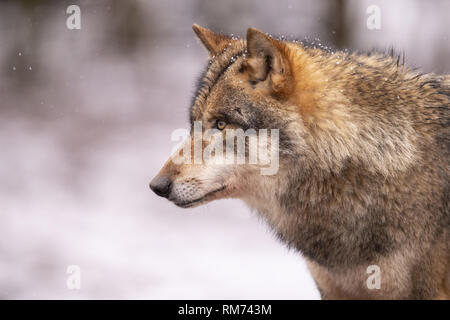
xmin=0 ymin=0 xmax=449 ymax=299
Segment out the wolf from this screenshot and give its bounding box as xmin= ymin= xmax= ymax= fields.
xmin=150 ymin=25 xmax=450 ymax=299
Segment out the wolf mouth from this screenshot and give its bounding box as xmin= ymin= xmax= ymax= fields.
xmin=174 ymin=186 xmax=226 ymax=208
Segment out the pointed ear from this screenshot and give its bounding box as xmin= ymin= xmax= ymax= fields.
xmin=192 ymin=24 xmax=237 ymax=56
xmin=244 ymin=28 xmax=292 ymax=96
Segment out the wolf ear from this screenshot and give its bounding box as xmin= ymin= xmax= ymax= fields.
xmin=244 ymin=28 xmax=292 ymax=96
xmin=192 ymin=24 xmax=237 ymax=56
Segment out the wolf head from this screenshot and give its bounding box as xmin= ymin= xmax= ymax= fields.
xmin=150 ymin=25 xmax=418 ymax=210
xmin=150 ymin=25 xmax=308 ymax=208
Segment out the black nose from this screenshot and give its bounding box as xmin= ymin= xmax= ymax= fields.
xmin=150 ymin=176 xmax=172 ymax=198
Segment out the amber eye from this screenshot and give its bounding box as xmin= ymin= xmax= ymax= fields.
xmin=216 ymin=120 xmax=227 ymax=130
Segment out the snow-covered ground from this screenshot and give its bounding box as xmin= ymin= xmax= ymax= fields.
xmin=0 ymin=117 xmax=319 ymax=299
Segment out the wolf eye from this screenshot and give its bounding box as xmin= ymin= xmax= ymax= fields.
xmin=216 ymin=120 xmax=227 ymax=130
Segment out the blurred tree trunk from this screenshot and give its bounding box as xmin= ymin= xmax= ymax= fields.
xmin=326 ymin=0 xmax=351 ymax=49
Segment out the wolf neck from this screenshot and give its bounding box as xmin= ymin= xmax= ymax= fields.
xmin=244 ymin=163 xmax=396 ymax=270
xmin=243 ymin=44 xmax=445 ymax=271
xmin=243 ymin=46 xmax=421 ymax=269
